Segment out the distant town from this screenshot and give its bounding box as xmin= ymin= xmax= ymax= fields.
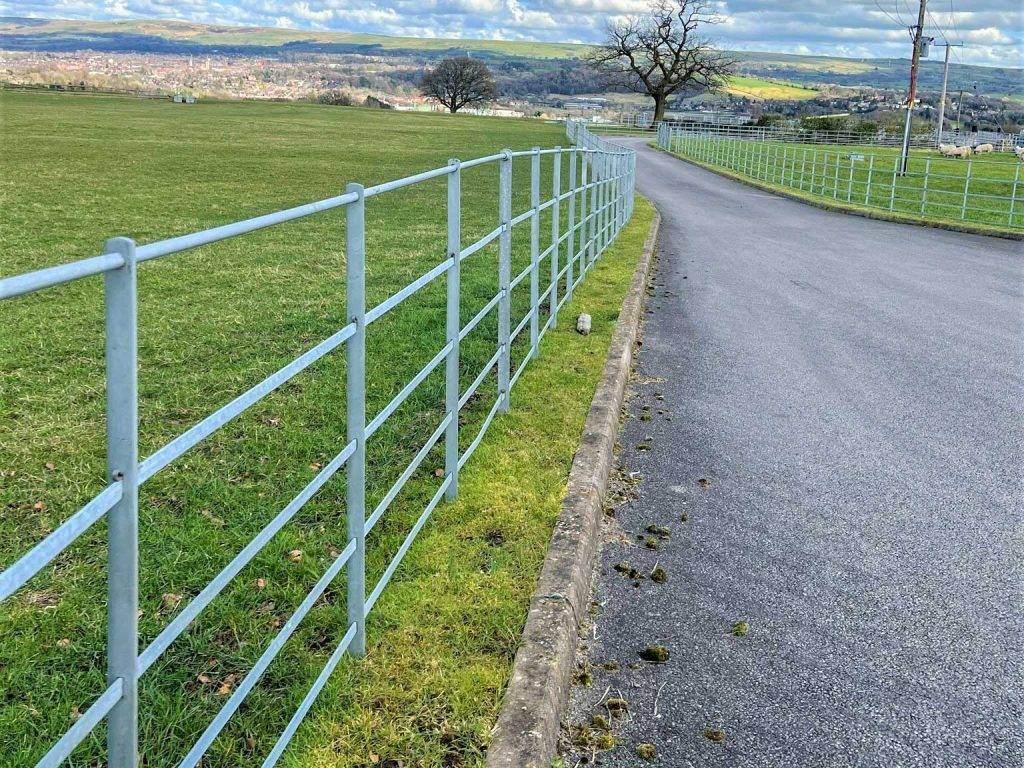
xmin=2 ymin=47 xmax=1021 ymax=134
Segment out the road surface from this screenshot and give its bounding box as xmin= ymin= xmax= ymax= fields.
xmin=564 ymin=139 xmax=1023 ymax=767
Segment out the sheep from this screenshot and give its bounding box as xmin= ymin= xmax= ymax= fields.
xmin=1014 ymin=146 xmax=1024 ymax=162
xmin=951 ymin=145 xmax=974 ymax=158
xmin=938 ymin=143 xmax=957 ymax=156
xmin=974 ymin=143 xmax=995 ymax=154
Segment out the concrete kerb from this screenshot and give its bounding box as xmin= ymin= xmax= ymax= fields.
xmin=485 ymin=208 xmax=662 ymax=768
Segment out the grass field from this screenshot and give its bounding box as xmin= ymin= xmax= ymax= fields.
xmin=725 ymin=75 xmax=819 ymax=101
xmin=664 ymin=134 xmax=1023 ymax=235
xmin=0 ymin=91 xmax=651 ymax=766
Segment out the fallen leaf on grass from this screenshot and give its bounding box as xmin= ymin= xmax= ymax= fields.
xmin=217 ymin=674 xmax=238 ymax=696
xmin=161 ymin=593 xmax=183 ymax=611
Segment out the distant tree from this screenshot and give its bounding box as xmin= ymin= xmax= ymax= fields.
xmin=317 ymin=91 xmax=356 ymax=106
xmin=362 ymin=95 xmax=393 ymax=110
xmin=420 ymin=57 xmax=498 ymax=113
xmin=800 ymin=115 xmax=850 ymax=132
xmin=755 ymin=113 xmax=784 ymax=127
xmin=586 ymin=0 xmax=735 ymax=123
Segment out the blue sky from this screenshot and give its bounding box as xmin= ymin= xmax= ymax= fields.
xmin=3 ymin=0 xmax=1020 ymax=66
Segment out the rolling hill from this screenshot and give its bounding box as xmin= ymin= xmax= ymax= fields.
xmin=1 ymin=16 xmax=1021 ymax=97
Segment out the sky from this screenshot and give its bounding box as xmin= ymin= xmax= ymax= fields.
xmin=2 ymin=0 xmax=1021 ymax=67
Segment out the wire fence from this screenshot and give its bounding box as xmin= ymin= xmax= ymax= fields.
xmin=658 ymin=124 xmax=1022 ymax=231
xmin=0 ymin=120 xmax=636 ymax=768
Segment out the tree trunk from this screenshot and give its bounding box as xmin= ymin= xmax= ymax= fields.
xmin=652 ymin=94 xmax=667 ymax=124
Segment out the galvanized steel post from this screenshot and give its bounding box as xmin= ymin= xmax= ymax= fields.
xmin=444 ymin=161 xmax=461 ymax=500
xmin=960 ymin=160 xmax=972 ymax=220
xmin=1010 ymin=164 xmax=1020 ymax=227
xmin=498 ymin=150 xmax=512 ymax=412
xmin=920 ymin=158 xmax=930 ymax=214
xmin=588 ymin=151 xmax=598 ymax=267
xmin=345 ymin=182 xmax=367 ymax=656
xmin=565 ymin=149 xmax=577 ymax=302
xmin=865 ymin=154 xmax=875 ymax=205
xmin=550 ymin=148 xmax=561 ymax=327
xmin=104 ymin=235 xmax=139 ymax=768
xmin=578 ymin=152 xmax=588 ymax=287
xmin=529 ymin=147 xmax=541 ymax=357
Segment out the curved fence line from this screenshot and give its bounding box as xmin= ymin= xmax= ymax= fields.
xmin=658 ymin=124 xmax=1022 ymax=231
xmin=0 ymin=120 xmax=636 ymax=767
xmin=591 ymin=118 xmax=1024 ymax=152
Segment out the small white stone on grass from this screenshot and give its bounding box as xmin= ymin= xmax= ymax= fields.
xmin=576 ymin=313 xmax=592 ymax=335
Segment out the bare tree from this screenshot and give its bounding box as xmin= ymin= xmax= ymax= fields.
xmin=420 ymin=57 xmax=498 ymax=113
xmin=587 ymin=0 xmax=735 ymax=123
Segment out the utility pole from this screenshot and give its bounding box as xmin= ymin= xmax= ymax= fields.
xmin=935 ymin=42 xmax=963 ymax=146
xmin=898 ymin=0 xmax=929 ymax=175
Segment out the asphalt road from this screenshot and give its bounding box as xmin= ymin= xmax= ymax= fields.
xmin=563 ymin=140 xmax=1023 ymax=768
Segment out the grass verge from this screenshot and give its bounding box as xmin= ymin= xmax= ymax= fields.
xmin=286 ymin=196 xmax=655 ymax=768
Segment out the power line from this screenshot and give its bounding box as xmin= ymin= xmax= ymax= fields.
xmin=926 ymin=7 xmax=949 ymax=44
xmin=948 ymin=0 xmax=962 ymax=42
xmin=874 ymin=0 xmax=904 ymax=29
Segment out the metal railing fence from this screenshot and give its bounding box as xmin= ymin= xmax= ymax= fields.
xmin=659 ymin=124 xmax=1022 ymax=230
xmin=0 ymin=120 xmax=635 ymax=767
xmin=595 ymin=118 xmax=1024 ymax=151
xmin=656 ymin=121 xmax=945 ymax=148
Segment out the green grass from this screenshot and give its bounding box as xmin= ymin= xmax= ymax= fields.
xmin=0 ymin=90 xmax=653 ymax=766
xmin=725 ymin=75 xmax=819 ymax=101
xmin=665 ymin=135 xmax=1022 ymax=235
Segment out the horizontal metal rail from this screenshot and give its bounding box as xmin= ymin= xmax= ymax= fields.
xmin=1 ymin=119 xmax=635 ymax=768
xmin=138 ymin=322 xmax=357 ymax=484
xmin=178 ymin=538 xmax=357 ymax=767
xmin=138 ymin=438 xmax=358 ymax=675
xmin=0 ymin=482 xmax=122 ymax=601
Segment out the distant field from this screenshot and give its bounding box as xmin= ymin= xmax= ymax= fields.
xmin=0 ymin=90 xmax=647 ymax=766
xmin=664 ymin=133 xmax=1022 ymax=234
xmin=726 ymin=75 xmax=819 ymax=100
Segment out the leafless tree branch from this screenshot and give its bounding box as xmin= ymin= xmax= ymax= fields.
xmin=585 ymin=0 xmax=736 ymax=122
xmin=420 ymin=57 xmax=498 ymax=113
